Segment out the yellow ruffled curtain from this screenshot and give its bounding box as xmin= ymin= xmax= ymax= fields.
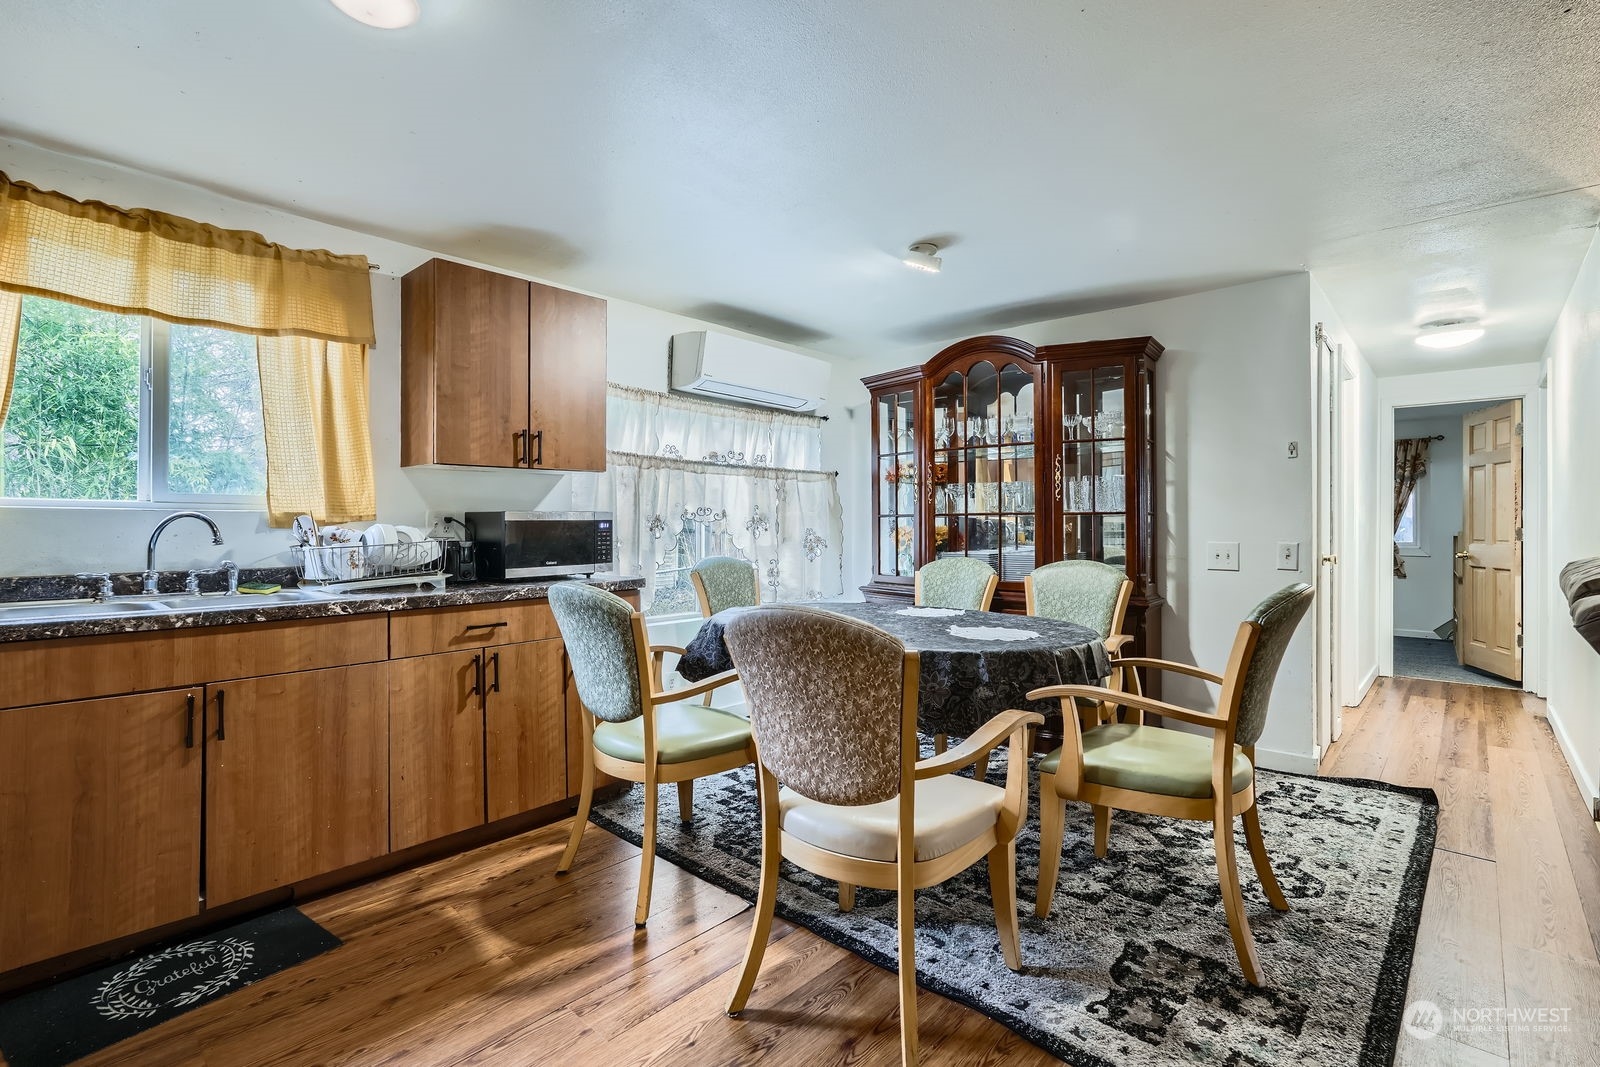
xmin=0 ymin=171 xmax=376 ymax=524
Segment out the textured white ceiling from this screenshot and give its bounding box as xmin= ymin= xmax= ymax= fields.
xmin=2 ymin=0 xmax=1597 ymax=371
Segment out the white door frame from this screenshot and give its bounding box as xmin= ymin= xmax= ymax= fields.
xmin=1375 ymin=364 xmax=1546 ymax=694
xmin=1313 ymin=324 xmax=1346 ymax=750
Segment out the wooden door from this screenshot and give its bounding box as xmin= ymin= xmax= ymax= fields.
xmin=206 ymin=664 xmax=389 ymax=905
xmin=485 ymin=640 xmax=569 ymax=821
xmin=405 ymin=258 xmax=531 ymax=468
xmin=0 ymin=689 xmax=202 ymax=970
xmin=1458 ymin=400 xmax=1522 ymax=681
xmin=528 ymin=282 xmax=608 ymax=472
xmin=389 ymin=650 xmax=486 ymax=850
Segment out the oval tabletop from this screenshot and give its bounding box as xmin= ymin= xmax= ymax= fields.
xmin=677 ymin=600 xmax=1110 ymax=738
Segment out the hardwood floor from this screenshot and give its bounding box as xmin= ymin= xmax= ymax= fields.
xmin=15 ymin=676 xmax=1599 ymax=1066
xmin=1323 ymin=678 xmax=1600 ymax=1066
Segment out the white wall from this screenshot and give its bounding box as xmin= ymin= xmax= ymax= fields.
xmin=1391 ymin=412 xmax=1463 ymax=639
xmin=842 ymin=274 xmax=1321 ymax=770
xmin=0 ymin=140 xmax=857 ymax=578
xmin=1541 ymin=228 xmax=1600 ymax=811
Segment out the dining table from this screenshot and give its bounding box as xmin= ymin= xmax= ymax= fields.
xmin=675 ymin=600 xmax=1111 ymax=739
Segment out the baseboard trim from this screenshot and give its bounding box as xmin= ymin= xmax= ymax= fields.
xmin=1254 ymin=747 xmax=1321 ymax=775
xmin=1393 ymin=629 xmax=1447 ymax=641
xmin=1546 ymin=699 xmax=1600 ymax=812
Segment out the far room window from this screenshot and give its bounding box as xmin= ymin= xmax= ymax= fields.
xmin=1 ymin=295 xmax=267 ymax=504
xmin=1394 ymin=483 xmax=1421 ymax=552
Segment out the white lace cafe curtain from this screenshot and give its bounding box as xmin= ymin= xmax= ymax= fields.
xmin=579 ymin=384 xmax=843 ymax=614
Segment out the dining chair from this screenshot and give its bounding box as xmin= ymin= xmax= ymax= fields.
xmin=1024 ymin=559 xmax=1136 ymax=724
xmin=549 ymin=582 xmax=753 ymax=927
xmin=691 ymin=555 xmax=761 ymax=617
xmin=1028 ymin=583 xmax=1314 ymax=986
xmin=721 ymin=605 xmax=1041 ymax=1065
xmin=913 ymin=556 xmax=998 ymax=611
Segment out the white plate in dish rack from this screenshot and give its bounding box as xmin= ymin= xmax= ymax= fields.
xmin=948 ymin=625 xmax=1039 ymax=642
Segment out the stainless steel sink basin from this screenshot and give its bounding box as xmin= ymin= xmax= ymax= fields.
xmin=158 ymin=589 xmax=338 ymax=608
xmin=0 ymin=598 xmax=173 ymax=621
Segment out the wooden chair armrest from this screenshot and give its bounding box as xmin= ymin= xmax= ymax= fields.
xmin=1026 ymin=684 xmax=1229 ymax=730
xmin=1103 ymin=634 xmax=1134 ymax=655
xmin=651 ymin=668 xmax=738 ymax=705
xmin=1112 ymin=656 xmax=1225 ymax=686
xmin=648 ymin=643 xmax=689 ymax=657
xmin=914 ymin=709 xmax=1044 ymax=780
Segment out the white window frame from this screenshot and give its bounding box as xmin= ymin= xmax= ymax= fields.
xmin=1394 ymin=478 xmax=1426 ymax=556
xmin=2 ymin=300 xmax=267 ymax=510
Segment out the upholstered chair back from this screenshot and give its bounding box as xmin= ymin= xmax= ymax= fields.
xmin=691 ymin=556 xmax=760 ymax=616
xmin=916 ymin=557 xmax=997 ymax=610
xmin=548 ymin=582 xmax=644 ymax=724
xmin=725 ymin=606 xmax=910 ymax=807
xmin=1027 ymin=559 xmax=1129 ymax=637
xmin=1233 ymin=583 xmax=1315 ymax=746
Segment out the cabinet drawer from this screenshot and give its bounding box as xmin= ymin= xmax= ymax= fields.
xmin=389 ymin=600 xmax=557 ymax=658
xmin=0 ymin=616 xmax=389 ymax=711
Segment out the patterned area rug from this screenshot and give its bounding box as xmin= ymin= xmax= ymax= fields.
xmin=590 ymin=754 xmax=1437 ymax=1067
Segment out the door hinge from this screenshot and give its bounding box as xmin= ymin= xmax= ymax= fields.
xmin=1515 ymin=527 xmax=1523 ymax=542
xmin=1515 ymin=421 xmax=1524 ymax=437
xmin=1517 ymin=633 xmax=1524 ymax=649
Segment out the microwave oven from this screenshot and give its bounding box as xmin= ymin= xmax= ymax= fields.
xmin=466 ymin=511 xmax=614 ymax=580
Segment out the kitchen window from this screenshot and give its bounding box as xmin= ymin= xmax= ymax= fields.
xmin=0 ymin=295 xmax=267 ymax=505
xmin=1394 ymin=482 xmax=1422 ymax=554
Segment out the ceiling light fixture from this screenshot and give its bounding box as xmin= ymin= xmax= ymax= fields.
xmin=1415 ymin=319 xmax=1485 ymax=349
xmin=329 ymin=0 xmax=420 ymax=29
xmin=902 ymin=243 xmax=943 ymax=274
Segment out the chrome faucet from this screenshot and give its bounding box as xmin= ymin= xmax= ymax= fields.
xmin=145 ymin=512 xmax=225 ymax=594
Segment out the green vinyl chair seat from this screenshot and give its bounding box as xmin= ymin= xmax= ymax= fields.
xmin=592 ymin=701 xmax=752 ymax=765
xmin=1039 ymin=723 xmax=1254 ymax=799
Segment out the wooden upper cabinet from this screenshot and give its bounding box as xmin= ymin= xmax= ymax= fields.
xmin=401 ymin=258 xmax=607 ymax=472
xmin=0 ymin=689 xmax=203 ymax=971
xmin=529 ymin=283 xmax=607 ymax=472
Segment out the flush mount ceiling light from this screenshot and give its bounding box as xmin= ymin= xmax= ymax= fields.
xmin=1415 ymin=319 xmax=1485 ymax=349
xmin=329 ymin=0 xmax=420 ymax=29
xmin=902 ymin=242 xmax=943 ymax=274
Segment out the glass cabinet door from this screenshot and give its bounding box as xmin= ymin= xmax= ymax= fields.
xmin=1058 ymin=363 xmax=1128 ymax=566
xmin=874 ymin=388 xmax=918 ymax=578
xmin=930 ymin=360 xmax=1038 ymax=581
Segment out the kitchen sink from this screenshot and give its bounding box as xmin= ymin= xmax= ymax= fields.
xmin=156 ymin=589 xmax=339 ymax=608
xmin=0 ymin=588 xmax=343 ymax=623
xmin=0 ymin=598 xmax=173 ymax=621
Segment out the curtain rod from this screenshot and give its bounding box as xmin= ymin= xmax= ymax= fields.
xmin=1400 ymin=434 xmax=1446 ymax=442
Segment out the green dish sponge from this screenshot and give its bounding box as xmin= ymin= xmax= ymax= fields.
xmin=238 ymin=581 xmax=282 ymax=595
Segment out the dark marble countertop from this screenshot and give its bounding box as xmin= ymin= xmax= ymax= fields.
xmin=0 ymin=575 xmax=646 ymax=645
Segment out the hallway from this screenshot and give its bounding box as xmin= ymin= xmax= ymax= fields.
xmin=1323 ymin=677 xmax=1600 ymax=1065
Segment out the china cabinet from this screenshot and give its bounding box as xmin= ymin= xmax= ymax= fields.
xmin=862 ymin=334 xmax=1164 ymax=661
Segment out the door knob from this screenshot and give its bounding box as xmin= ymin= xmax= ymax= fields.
xmin=1321 ymin=554 xmax=1338 ymax=565
xmin=1455 ymin=551 xmax=1471 ymax=560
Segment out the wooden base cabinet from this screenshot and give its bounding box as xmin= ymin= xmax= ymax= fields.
xmin=389 ymin=650 xmax=488 ymax=851
xmin=0 ymin=689 xmax=203 ymax=971
xmin=205 ymin=663 xmax=389 ymax=907
xmin=485 ymin=639 xmax=569 ymax=821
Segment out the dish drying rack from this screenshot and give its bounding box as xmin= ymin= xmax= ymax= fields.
xmin=293 ymin=538 xmax=450 ymax=593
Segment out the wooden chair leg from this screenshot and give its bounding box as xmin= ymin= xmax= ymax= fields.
xmin=1093 ymin=805 xmax=1113 ymax=858
xmin=556 ymin=741 xmax=594 ymax=874
xmin=1242 ymin=803 xmax=1290 ymax=911
xmin=1214 ymin=802 xmax=1265 ymax=985
xmin=1035 ymin=771 xmax=1065 ymax=918
xmin=838 ymin=882 xmax=856 ymax=913
xmin=676 ymin=780 xmax=695 ymax=824
xmin=988 ymin=840 xmax=1022 ymax=970
xmin=933 ymin=733 xmax=948 ymax=754
xmin=728 ymin=769 xmax=781 ymax=1016
xmin=635 ymin=774 xmax=659 ymax=928
xmin=896 ymin=866 xmax=918 ymax=1064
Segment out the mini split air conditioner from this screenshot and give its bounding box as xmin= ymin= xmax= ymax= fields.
xmin=669 ymin=331 xmax=829 ymax=412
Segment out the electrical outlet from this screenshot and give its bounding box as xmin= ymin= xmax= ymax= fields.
xmin=1207 ymin=541 xmax=1240 ymax=571
xmin=1277 ymin=541 xmax=1300 ymax=571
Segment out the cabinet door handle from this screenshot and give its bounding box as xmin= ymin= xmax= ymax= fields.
xmin=463 ymin=621 xmax=508 ymax=632
xmin=530 ymin=430 xmax=544 ymax=466
xmin=215 ymin=689 xmax=226 ymax=741
xmin=470 ymin=653 xmax=483 ymax=696
xmin=490 ymin=651 xmax=501 ymax=693
xmin=514 ymin=431 xmax=525 ymax=466
xmin=185 ymin=693 xmax=196 ymax=749
xmin=1053 ymin=454 xmax=1064 ymax=502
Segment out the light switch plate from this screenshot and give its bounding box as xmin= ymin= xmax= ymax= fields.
xmin=1277 ymin=541 xmax=1300 ymax=571
xmin=1207 ymin=541 xmax=1240 ymax=571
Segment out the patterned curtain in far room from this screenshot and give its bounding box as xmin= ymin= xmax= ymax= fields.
xmin=575 ymin=384 xmax=843 ymax=614
xmin=1393 ymin=437 xmax=1431 ymax=579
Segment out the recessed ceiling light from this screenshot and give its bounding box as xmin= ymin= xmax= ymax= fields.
xmin=329 ymin=0 xmax=420 ymax=29
xmin=1415 ymin=319 xmax=1485 ymax=349
xmin=902 ymin=243 xmax=943 ymax=274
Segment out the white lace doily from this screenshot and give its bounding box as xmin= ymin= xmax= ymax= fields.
xmin=948 ymin=625 xmax=1039 ymax=642
xmin=896 ymin=607 xmax=963 ymax=617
